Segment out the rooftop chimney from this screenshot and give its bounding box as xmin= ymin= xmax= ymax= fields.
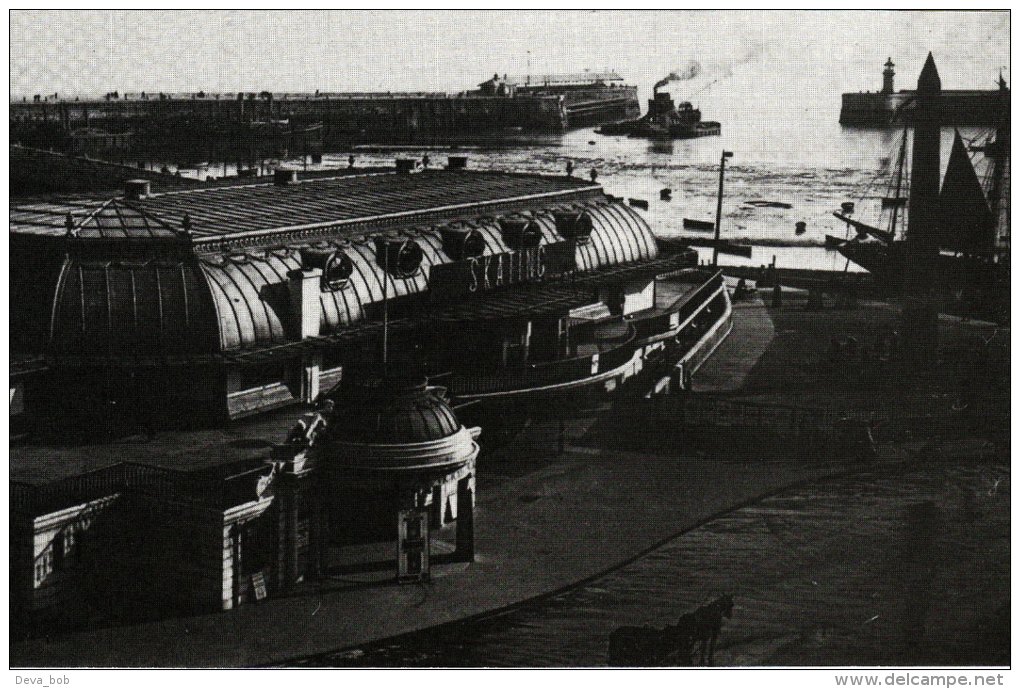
xmin=288 ymin=268 xmax=323 ymax=340
xmin=274 ymin=168 xmax=298 ymax=186
xmin=124 ymin=179 xmax=151 ymax=200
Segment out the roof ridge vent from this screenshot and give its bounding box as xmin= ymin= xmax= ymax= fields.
xmin=274 ymin=168 xmax=298 ymax=186
xmin=124 ymin=179 xmax=151 ymax=200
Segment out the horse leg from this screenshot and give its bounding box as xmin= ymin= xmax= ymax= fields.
xmin=696 ymin=633 xmax=708 ymax=665
xmin=685 ymin=638 xmax=697 ymax=667
xmin=706 ymin=630 xmax=718 ymax=667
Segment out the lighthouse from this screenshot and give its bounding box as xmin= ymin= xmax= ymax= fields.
xmin=882 ymin=57 xmax=895 ymax=94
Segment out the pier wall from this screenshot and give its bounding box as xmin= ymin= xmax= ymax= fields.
xmin=10 ymin=145 xmax=202 ymax=195
xmin=10 ymin=94 xmax=570 ymax=154
xmin=840 ymin=89 xmax=1006 ymax=126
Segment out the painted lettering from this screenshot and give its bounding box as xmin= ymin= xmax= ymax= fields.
xmin=432 ymin=241 xmax=568 ymax=300
xmin=467 ymin=258 xmax=479 ymax=292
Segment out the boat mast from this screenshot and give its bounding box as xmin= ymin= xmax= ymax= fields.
xmin=890 ymin=128 xmax=908 ymax=239
xmin=987 ymin=73 xmax=1009 ymax=247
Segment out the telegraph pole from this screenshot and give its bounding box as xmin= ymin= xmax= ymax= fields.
xmin=382 ymin=246 xmax=389 ymax=377
xmin=713 ymin=150 xmax=733 ymax=267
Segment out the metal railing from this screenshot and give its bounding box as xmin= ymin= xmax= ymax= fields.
xmin=12 ymin=459 xmax=272 ymax=516
xmin=12 ymin=464 xmax=125 ymax=515
xmin=449 ymin=325 xmax=638 ymax=396
xmin=630 ymin=271 xmax=724 ymax=341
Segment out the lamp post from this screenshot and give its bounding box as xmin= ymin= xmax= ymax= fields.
xmin=713 ymin=150 xmax=734 ymax=267
xmin=383 ymin=244 xmax=389 ymax=378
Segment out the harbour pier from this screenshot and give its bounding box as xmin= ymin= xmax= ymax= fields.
xmin=840 ymin=57 xmax=1009 ymax=126
xmin=10 ymin=74 xmax=640 ymax=159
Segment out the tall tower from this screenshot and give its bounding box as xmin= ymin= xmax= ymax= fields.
xmin=882 ymin=57 xmax=895 ymax=94
xmin=902 ymin=52 xmax=942 ymax=363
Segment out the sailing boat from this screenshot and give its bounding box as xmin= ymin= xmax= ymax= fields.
xmin=837 ymin=73 xmax=1009 ymax=323
xmin=832 ymin=127 xmax=910 ymax=248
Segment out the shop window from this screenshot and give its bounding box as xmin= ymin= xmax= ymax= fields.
xmin=239 ymin=516 xmax=274 ymax=579
xmin=238 ymin=362 xmax=288 ymax=389
xmin=322 ymin=346 xmax=345 ymax=372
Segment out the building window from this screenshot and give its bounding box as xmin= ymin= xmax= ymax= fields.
xmin=63 ymin=527 xmax=77 ymax=566
xmin=322 ymin=346 xmax=345 ymax=372
xmin=52 ymin=534 xmax=64 ymax=571
xmin=238 ymin=362 xmax=288 ymax=389
xmin=35 ymin=551 xmax=50 ymax=586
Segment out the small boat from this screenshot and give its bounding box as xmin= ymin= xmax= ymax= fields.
xmin=629 ymin=198 xmax=649 ymax=210
xmin=825 ymin=234 xmax=847 ymax=250
xmin=681 ymin=238 xmax=753 ymax=258
xmin=683 ymin=218 xmax=715 ymax=232
xmin=833 ymin=211 xmax=894 ymax=243
xmin=746 ymin=200 xmax=793 ymax=209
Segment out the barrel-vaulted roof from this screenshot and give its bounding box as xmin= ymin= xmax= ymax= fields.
xmin=13 ymin=170 xmax=659 ymax=361
xmin=197 ymin=200 xmax=656 ymax=351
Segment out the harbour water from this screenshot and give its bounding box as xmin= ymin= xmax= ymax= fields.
xmin=295 ymin=460 xmax=1010 ymax=667
xmin=166 ymin=125 xmax=996 ymax=273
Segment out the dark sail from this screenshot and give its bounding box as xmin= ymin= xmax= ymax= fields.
xmin=939 ymin=130 xmax=995 ymax=254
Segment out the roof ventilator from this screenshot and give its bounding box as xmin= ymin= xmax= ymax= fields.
xmin=274 ymin=168 xmax=298 ymax=186
xmin=301 ymin=246 xmax=354 ymax=290
xmin=498 ymin=217 xmax=542 ymax=250
xmin=441 ymin=226 xmax=486 ymax=260
xmin=124 ymin=179 xmax=151 ymax=200
xmin=375 ymin=237 xmax=424 ymax=278
xmin=553 ymin=210 xmax=594 ymax=244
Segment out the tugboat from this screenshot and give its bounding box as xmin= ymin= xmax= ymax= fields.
xmin=598 ymin=88 xmax=720 ymax=139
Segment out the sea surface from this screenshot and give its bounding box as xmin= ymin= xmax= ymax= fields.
xmin=294 ymin=461 xmax=1010 ymax=667
xmin=162 ymin=46 xmax=1002 ymax=273
xmin=170 ymin=121 xmax=998 ymax=272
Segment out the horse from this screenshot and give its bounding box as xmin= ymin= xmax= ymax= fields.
xmin=607 ymin=620 xmax=696 ymax=667
xmin=607 ymin=595 xmax=735 ymax=667
xmin=687 ymin=595 xmax=735 ymax=666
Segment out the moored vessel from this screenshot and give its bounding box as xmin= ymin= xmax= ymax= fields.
xmin=598 ymin=89 xmax=720 ymax=139
xmin=837 ymin=56 xmax=1009 ymax=322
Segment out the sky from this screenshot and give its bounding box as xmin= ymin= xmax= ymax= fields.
xmin=9 ymin=10 xmax=1009 ymax=99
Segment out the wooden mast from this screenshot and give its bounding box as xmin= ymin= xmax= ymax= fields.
xmin=889 ymin=129 xmax=908 ymax=239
